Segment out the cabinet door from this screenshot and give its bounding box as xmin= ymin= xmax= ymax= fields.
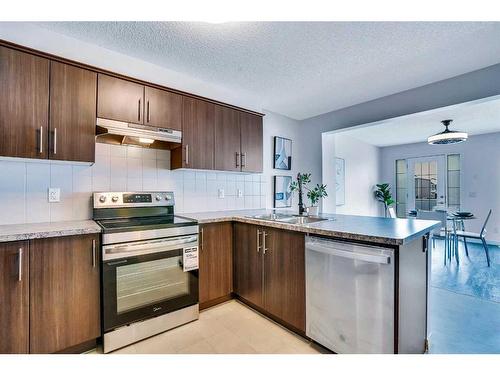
xmin=144 ymin=86 xmax=182 ymax=130
xmin=97 ymin=74 xmax=144 ymax=124
xmin=49 ymin=62 xmax=97 ymax=162
xmin=0 ymin=46 xmax=49 ymax=159
xmin=240 ymin=112 xmax=263 ymax=173
xmin=30 ymin=234 xmax=100 ymax=353
xmin=215 ymin=105 xmax=241 ymax=172
xmin=0 ymin=241 xmax=29 ymax=353
xmin=233 ymin=223 xmax=263 ymax=308
xmin=199 ymin=222 xmax=233 ymax=305
xmin=263 ymin=228 xmax=306 ymax=331
xmin=175 ymin=97 xmax=215 ymax=170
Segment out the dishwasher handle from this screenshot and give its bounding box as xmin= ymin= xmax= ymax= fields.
xmin=307 ymin=242 xmax=391 ymax=265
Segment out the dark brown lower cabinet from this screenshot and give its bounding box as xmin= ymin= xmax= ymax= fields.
xmin=233 ymin=223 xmax=306 ymax=332
xmin=233 ymin=222 xmax=263 ymax=308
xmin=263 ymin=227 xmax=306 ymax=332
xmin=0 ymin=241 xmax=29 ymax=354
xmin=199 ymin=222 xmax=233 ymax=308
xmin=29 ymin=234 xmax=101 ymax=353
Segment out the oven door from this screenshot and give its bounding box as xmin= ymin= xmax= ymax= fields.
xmin=102 ymin=234 xmax=199 ymax=332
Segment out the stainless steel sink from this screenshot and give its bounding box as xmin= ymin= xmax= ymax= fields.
xmin=248 ymin=213 xmax=293 ymax=221
xmin=277 ymin=216 xmax=328 ymax=225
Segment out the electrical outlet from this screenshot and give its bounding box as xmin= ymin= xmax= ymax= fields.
xmin=48 ymin=188 xmax=60 ymax=203
xmin=218 ymin=188 xmax=225 ymax=199
xmin=237 ymin=189 xmax=243 ymax=198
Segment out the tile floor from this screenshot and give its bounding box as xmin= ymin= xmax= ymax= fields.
xmin=101 ymin=300 xmax=325 ymax=354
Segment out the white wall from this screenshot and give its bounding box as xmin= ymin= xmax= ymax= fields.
xmin=380 ymin=132 xmax=500 ymax=242
xmin=322 ymin=133 xmax=381 ymax=216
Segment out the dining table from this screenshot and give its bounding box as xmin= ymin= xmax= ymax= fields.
xmin=407 ymin=210 xmax=476 ymax=264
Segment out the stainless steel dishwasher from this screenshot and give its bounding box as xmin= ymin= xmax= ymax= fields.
xmin=306 ymin=235 xmax=395 ymax=354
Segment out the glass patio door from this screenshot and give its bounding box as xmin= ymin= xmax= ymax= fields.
xmin=407 ymin=156 xmax=446 ymax=211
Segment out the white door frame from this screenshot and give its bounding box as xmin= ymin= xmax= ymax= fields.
xmin=407 ymin=155 xmax=446 ymax=211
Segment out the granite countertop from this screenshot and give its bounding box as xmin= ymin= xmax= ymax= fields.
xmin=181 ymin=209 xmax=440 ymax=246
xmin=0 ymin=220 xmax=102 ymax=243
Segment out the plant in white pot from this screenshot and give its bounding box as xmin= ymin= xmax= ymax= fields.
xmin=290 ymin=173 xmax=328 ymax=216
xmin=307 ymin=184 xmax=328 ymax=216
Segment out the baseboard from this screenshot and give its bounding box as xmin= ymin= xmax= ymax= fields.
xmin=199 ymin=294 xmax=233 ymax=310
xmin=55 ymin=339 xmax=97 ymax=354
xmin=234 ymin=295 xmax=307 ymax=338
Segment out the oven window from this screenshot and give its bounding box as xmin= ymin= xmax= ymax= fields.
xmin=116 ymin=256 xmax=190 ymax=314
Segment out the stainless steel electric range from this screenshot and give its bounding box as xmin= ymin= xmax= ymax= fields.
xmin=93 ymin=191 xmax=199 ymax=353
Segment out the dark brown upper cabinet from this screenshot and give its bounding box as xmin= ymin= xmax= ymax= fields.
xmin=215 ymin=105 xmax=242 ymax=172
xmin=240 ymin=112 xmax=263 ymax=173
xmin=144 ymin=86 xmax=182 ymax=130
xmin=29 ymin=234 xmax=100 ymax=354
xmin=214 ymin=105 xmax=263 ymax=173
xmin=172 ymin=97 xmax=215 ymax=170
xmin=0 ymin=241 xmax=29 ymax=354
xmin=49 ymin=62 xmax=97 ymax=163
xmin=0 ymin=46 xmax=49 ymax=159
xmin=97 ymin=74 xmax=145 ymax=124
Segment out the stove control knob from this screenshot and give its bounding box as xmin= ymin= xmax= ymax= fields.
xmin=112 ymin=196 xmax=119 ymax=203
xmin=156 ymin=195 xmax=162 ymax=201
xmin=99 ymin=195 xmax=106 ymax=203
xmin=165 ymin=194 xmax=173 ymax=201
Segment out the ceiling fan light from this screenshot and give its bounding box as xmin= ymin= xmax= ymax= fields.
xmin=427 ymin=119 xmax=468 ymax=145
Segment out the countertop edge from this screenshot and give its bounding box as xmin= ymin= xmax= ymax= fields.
xmin=182 ymin=215 xmax=440 ymax=246
xmin=0 ymin=221 xmax=102 ymax=243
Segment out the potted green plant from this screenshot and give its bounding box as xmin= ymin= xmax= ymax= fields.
xmin=374 ymin=183 xmax=395 ymax=217
xmin=290 ymin=173 xmax=328 ymax=216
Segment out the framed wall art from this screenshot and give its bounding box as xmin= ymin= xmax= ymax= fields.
xmin=274 ymin=136 xmax=292 ymax=170
xmin=274 ymin=175 xmax=292 ymax=208
xmin=335 ymin=157 xmax=345 ymax=206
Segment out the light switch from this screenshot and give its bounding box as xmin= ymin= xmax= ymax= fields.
xmin=218 ymin=189 xmax=225 ymax=199
xmin=48 ymin=188 xmax=61 ymax=203
xmin=237 ymin=189 xmax=243 ymax=198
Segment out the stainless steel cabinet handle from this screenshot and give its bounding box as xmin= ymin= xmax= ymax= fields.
xmin=138 ymin=99 xmax=141 ymax=122
xmin=236 ymin=152 xmax=240 ymax=168
xmin=200 ymin=227 xmax=204 ymax=251
xmin=241 ymin=153 xmax=246 ymax=168
xmin=53 ymin=127 xmax=57 ymax=155
xmin=147 ymin=100 xmax=150 ymax=123
xmin=263 ymin=231 xmax=268 ymax=254
xmin=39 ymin=126 xmax=43 ymax=154
xmin=185 ymin=144 xmax=189 ymax=165
xmin=92 ymin=239 xmax=96 ymax=268
xmin=18 ymin=248 xmax=23 ymax=282
xmin=257 ymin=229 xmax=262 ymax=253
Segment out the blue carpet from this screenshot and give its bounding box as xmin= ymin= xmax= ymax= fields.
xmin=429 ymin=238 xmax=500 ymax=353
xmin=431 ymin=238 xmax=500 ymax=303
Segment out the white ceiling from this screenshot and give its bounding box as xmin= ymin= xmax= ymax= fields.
xmin=35 ymin=22 xmax=500 ymax=120
xmin=337 ymin=96 xmax=500 ymax=147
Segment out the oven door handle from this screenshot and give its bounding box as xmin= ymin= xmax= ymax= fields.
xmin=103 ymin=235 xmax=198 ymax=260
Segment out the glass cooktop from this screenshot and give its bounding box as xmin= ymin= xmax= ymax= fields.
xmin=96 ymin=215 xmax=196 ymax=233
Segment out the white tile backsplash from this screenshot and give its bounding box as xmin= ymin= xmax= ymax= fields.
xmin=0 ymin=143 xmax=267 ymax=224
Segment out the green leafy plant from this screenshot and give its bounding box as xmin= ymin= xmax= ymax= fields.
xmin=374 ymin=183 xmax=395 ymax=217
xmin=307 ymin=184 xmax=328 ymax=206
xmin=290 ymin=173 xmax=328 ymax=207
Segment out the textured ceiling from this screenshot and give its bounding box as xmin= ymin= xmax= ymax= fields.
xmin=338 ymin=97 xmax=500 ymax=147
xmin=36 ymin=22 xmax=500 ymax=120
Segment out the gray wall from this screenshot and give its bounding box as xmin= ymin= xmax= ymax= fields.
xmin=300 ymin=63 xmax=500 ymax=198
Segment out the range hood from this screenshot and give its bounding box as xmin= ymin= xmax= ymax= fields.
xmin=96 ymin=118 xmax=182 ymax=149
